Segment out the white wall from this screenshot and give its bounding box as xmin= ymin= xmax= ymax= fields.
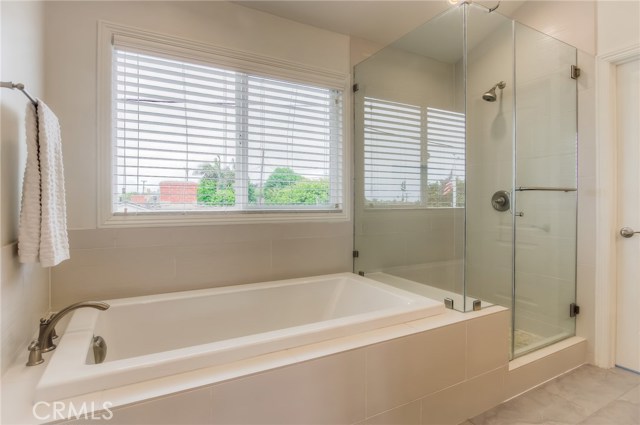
xmin=511 ymin=0 xmax=596 ymax=56
xmin=597 ymin=1 xmax=640 ymax=56
xmin=0 ymin=1 xmax=50 ymax=375
xmin=44 ymin=1 xmax=353 ymax=308
xmin=590 ymin=0 xmax=640 ymax=367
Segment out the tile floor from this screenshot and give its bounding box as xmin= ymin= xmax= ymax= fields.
xmin=463 ymin=364 xmax=640 ymax=425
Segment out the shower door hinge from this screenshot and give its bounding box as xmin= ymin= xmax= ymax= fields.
xmin=569 ymin=303 xmax=580 ymax=317
xmin=571 ymin=65 xmax=581 ymax=80
xmin=353 ymin=83 xmax=359 ymax=92
xmin=352 ymin=250 xmax=359 ymax=258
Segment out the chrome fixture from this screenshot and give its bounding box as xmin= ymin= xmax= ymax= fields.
xmin=620 ymin=227 xmax=640 ymax=238
xmin=92 ymin=336 xmax=108 ymax=364
xmin=482 ymin=81 xmax=506 ymax=102
xmin=26 ymin=301 xmax=109 ymax=366
xmin=487 ymin=0 xmax=500 ymax=12
xmin=491 ymin=190 xmax=510 ymax=212
xmin=473 ymin=299 xmax=482 ymax=311
xmin=447 ymin=0 xmax=499 ymax=11
xmin=515 ymin=186 xmax=577 ymax=192
xmin=1 ymin=81 xmax=37 ymax=105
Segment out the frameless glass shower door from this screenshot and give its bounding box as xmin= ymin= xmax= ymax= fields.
xmin=352 ymin=3 xmax=579 ymax=359
xmin=512 ymin=22 xmax=578 ymax=357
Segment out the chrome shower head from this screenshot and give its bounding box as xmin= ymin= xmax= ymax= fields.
xmin=482 ymin=81 xmax=506 ymax=102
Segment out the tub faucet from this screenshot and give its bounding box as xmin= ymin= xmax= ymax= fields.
xmin=26 ymin=301 xmax=109 ymax=366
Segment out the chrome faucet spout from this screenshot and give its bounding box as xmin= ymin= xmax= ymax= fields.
xmin=26 ymin=301 xmax=109 ymax=366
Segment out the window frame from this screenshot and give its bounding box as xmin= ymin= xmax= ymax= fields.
xmin=97 ymin=21 xmax=350 ymax=227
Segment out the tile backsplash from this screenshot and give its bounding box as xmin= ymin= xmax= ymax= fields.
xmin=1 ymin=243 xmax=49 ymax=374
xmin=51 ymin=222 xmax=352 ymax=308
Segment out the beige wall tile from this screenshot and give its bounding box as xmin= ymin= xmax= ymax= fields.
xmin=273 ymin=221 xmax=353 ymax=240
xmin=421 ymin=366 xmax=507 ymax=425
xmin=211 ymin=350 xmax=366 ymax=424
xmin=1 ymin=245 xmax=27 ymax=374
xmin=59 ymin=388 xmax=213 ymax=425
xmin=365 ymin=400 xmax=421 ymax=425
xmin=54 ymin=227 xmax=352 ymax=306
xmin=175 ymin=240 xmax=272 ymax=288
xmin=365 ymin=323 xmax=466 ymax=417
xmin=67 ymin=229 xmax=116 ymax=250
xmin=1 ymin=243 xmax=49 ymax=375
xmin=506 ymin=339 xmax=586 ymax=399
xmin=271 ymin=235 xmax=352 ymax=280
xmin=51 ymin=247 xmax=176 ymax=308
xmin=466 ymin=310 xmax=510 ymax=379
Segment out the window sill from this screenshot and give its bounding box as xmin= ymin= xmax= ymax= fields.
xmin=99 ymin=209 xmax=349 ymax=228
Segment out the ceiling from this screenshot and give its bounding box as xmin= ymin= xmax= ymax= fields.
xmin=234 ymin=1 xmax=527 ymax=46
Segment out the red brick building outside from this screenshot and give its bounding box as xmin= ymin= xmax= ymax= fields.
xmin=159 ymin=181 xmax=198 ymax=204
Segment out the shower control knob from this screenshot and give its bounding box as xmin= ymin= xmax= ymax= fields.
xmin=620 ymin=227 xmax=639 ymax=238
xmin=491 ymin=190 xmax=510 ymax=212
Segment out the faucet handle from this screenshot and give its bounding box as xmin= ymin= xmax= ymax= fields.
xmin=26 ymin=340 xmax=44 ymax=366
xmin=38 ymin=318 xmax=57 ymax=352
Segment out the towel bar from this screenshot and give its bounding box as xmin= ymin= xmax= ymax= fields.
xmin=1 ymin=81 xmax=37 ymax=106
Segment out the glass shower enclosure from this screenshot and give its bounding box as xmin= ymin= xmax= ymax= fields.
xmin=353 ymin=3 xmax=578 ymax=359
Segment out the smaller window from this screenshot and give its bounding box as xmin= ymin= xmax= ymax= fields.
xmin=363 ymin=97 xmax=465 ymax=208
xmin=425 ymin=107 xmax=465 ymax=208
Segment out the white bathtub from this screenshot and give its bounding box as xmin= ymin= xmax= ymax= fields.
xmin=36 ymin=273 xmax=444 ymax=401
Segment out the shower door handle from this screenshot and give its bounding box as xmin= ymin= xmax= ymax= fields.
xmin=620 ymin=227 xmax=640 ymax=238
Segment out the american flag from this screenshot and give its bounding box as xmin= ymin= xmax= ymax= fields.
xmin=441 ymin=171 xmax=454 ymax=195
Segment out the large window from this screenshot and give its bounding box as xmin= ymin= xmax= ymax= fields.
xmin=104 ymin=29 xmax=344 ymax=224
xmin=363 ymin=97 xmax=465 ymax=208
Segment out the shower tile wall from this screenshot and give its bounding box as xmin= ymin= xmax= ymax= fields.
xmin=575 ymin=50 xmax=597 ymax=362
xmin=464 ymin=8 xmax=592 ymax=354
xmin=513 ymin=23 xmax=578 ymax=346
xmin=464 ymin=10 xmax=515 ymax=308
xmin=355 ymin=209 xmax=464 ymax=293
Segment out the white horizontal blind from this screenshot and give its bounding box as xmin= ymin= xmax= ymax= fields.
xmin=426 ymin=107 xmax=465 ymax=208
xmin=363 ymin=98 xmax=465 ymax=208
xmin=113 ymin=46 xmax=342 ymax=214
xmin=364 ymin=98 xmax=422 ymax=205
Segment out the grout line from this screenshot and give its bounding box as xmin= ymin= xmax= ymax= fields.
xmin=363 ymin=348 xmax=368 ymax=420
xmin=503 ymin=362 xmax=585 ymax=402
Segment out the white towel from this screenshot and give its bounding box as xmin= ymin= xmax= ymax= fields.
xmin=18 ymin=100 xmax=70 ymax=267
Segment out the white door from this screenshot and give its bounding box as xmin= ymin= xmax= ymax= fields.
xmin=615 ymin=58 xmax=640 ymax=373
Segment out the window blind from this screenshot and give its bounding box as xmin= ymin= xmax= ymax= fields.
xmin=425 ymin=107 xmax=465 ymax=208
xmin=363 ymin=98 xmax=465 ymax=208
xmin=113 ymin=47 xmax=343 ymax=214
xmin=364 ymin=98 xmax=422 ymax=205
